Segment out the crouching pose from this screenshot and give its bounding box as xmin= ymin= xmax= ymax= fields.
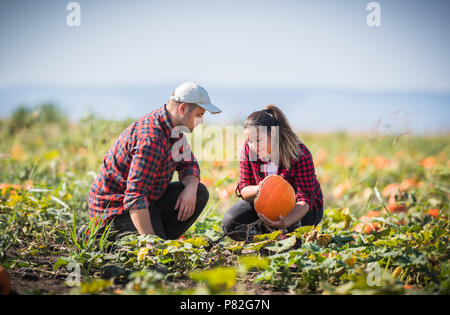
xmin=88 ymin=82 xmax=221 ymax=240
xmin=222 ymin=105 xmax=323 ymax=242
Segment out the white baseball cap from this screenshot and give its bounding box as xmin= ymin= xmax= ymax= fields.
xmin=170 ymin=82 xmax=222 ymax=114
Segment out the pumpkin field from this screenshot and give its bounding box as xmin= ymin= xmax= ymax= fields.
xmin=0 ymin=104 xmax=449 ymax=295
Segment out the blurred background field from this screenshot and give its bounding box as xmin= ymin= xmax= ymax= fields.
xmin=1 ymin=103 xmax=448 ymax=217
xmin=0 ymin=103 xmax=448 ymax=295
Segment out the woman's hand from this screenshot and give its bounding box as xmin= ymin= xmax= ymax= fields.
xmin=257 ymin=213 xmax=287 ymax=230
xmin=257 ymin=202 xmax=310 ymax=230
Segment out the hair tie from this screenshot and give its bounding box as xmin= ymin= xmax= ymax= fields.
xmin=263 ymin=108 xmax=272 ymax=116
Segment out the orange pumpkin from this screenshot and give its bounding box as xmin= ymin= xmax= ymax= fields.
xmin=0 ymin=266 xmax=11 ymax=295
xmin=354 ymin=210 xmax=383 ymax=234
xmin=254 ymin=175 xmax=296 ymax=221
xmin=382 ymin=183 xmax=400 ymax=198
xmin=353 ymin=222 xmax=382 ymax=234
xmin=374 ymin=156 xmax=390 ymax=170
xmin=427 ymin=209 xmax=440 ymax=219
xmin=400 ymin=179 xmax=417 ymax=191
xmin=332 ymin=180 xmax=351 ymax=199
xmin=420 ymin=157 xmax=436 ymax=169
xmin=387 ymin=203 xmax=407 ymax=213
xmin=217 ymin=183 xmax=236 ymax=200
xmin=364 ymin=222 xmax=382 ymax=233
xmin=386 ymin=194 xmax=407 ymax=213
xmin=201 ymin=177 xmax=214 ymax=187
xmin=365 ymin=210 xmax=381 ymax=218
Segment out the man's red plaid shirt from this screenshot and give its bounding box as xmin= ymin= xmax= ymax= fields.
xmin=236 ymin=141 xmax=323 ymax=212
xmin=88 ymin=105 xmax=200 ymax=226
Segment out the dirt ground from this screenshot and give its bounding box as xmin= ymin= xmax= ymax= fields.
xmin=8 ymin=269 xmax=290 ymax=295
xmin=5 ymin=248 xmax=290 ymax=295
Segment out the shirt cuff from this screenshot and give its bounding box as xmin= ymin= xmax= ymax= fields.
xmin=178 ymin=167 xmax=201 ymax=182
xmin=295 ymin=192 xmax=311 ymax=210
xmin=235 ymin=184 xmax=243 ymax=198
xmin=124 ymin=195 xmax=149 ymax=211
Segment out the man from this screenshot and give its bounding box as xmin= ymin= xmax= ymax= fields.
xmin=87 ymin=82 xmax=221 ymax=240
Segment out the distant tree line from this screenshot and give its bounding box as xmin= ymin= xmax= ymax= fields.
xmin=4 ymin=103 xmax=67 ymax=134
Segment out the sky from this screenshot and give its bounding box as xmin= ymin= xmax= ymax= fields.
xmin=0 ymin=0 xmax=449 ymax=134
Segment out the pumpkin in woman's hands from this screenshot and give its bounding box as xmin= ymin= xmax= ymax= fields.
xmin=254 ymin=175 xmax=296 ymax=221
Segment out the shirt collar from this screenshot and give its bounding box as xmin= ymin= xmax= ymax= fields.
xmin=158 ymin=104 xmax=182 ymax=143
xmin=157 ymin=104 xmax=173 ymax=137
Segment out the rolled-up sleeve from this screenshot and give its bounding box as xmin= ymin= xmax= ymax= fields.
xmin=177 ymin=158 xmax=201 ymax=182
xmin=124 ymin=137 xmax=162 ymax=211
xmin=175 ymin=138 xmax=200 ymax=181
xmin=293 ymin=147 xmax=316 ymax=209
xmin=236 ymin=142 xmax=256 ymax=198
xmin=295 ymin=190 xmax=312 ymax=209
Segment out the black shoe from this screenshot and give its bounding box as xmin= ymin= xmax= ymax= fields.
xmin=258 ymin=247 xmax=272 ymax=256
xmin=245 ymin=226 xmax=259 ymax=244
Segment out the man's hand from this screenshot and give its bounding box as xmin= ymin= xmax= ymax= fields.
xmin=176 ymin=175 xmax=199 ymax=222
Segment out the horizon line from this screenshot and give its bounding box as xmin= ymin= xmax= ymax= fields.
xmin=0 ymin=83 xmax=449 ymax=96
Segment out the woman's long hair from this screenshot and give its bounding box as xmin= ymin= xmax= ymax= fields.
xmin=244 ymin=105 xmax=303 ymax=170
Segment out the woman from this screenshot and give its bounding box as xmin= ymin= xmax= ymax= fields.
xmin=222 ymin=105 xmax=323 ymax=242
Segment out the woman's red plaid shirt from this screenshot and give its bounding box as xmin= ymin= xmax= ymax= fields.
xmin=236 ymin=141 xmax=323 ymax=212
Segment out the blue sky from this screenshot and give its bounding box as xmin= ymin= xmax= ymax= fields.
xmin=0 ymin=0 xmax=449 ymax=133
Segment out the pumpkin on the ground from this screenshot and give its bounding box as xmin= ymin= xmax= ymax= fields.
xmin=427 ymin=209 xmax=442 ymax=219
xmin=386 ymin=194 xmax=407 ymax=213
xmin=353 ymin=221 xmax=382 ymax=234
xmin=0 ymin=266 xmax=11 ymax=295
